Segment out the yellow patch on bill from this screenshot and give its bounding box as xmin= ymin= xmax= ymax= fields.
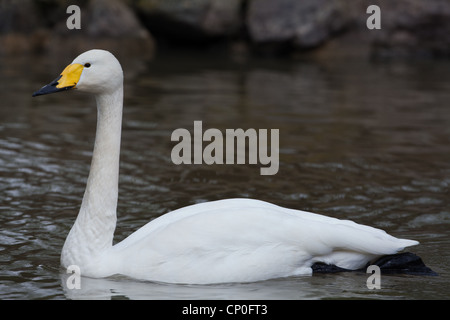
xmin=56 ymin=63 xmax=84 ymax=89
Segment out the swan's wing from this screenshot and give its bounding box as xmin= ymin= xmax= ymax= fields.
xmin=110 ymin=199 xmax=418 ymax=283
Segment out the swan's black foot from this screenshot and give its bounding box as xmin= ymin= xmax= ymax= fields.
xmin=372 ymin=252 xmax=438 ymax=276
xmin=311 ymin=263 xmax=353 ymax=273
xmin=312 ymin=252 xmax=437 ymax=276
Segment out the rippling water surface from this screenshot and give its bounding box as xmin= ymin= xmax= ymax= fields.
xmin=0 ymin=52 xmax=449 ymax=299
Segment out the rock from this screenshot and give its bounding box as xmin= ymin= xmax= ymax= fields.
xmin=0 ymin=0 xmax=155 ymax=60
xmin=132 ymin=0 xmax=243 ymax=42
xmin=51 ymin=0 xmax=149 ymax=39
xmin=2 ymin=0 xmax=450 ymax=59
xmin=247 ymin=0 xmax=351 ymax=52
xmin=49 ymin=0 xmax=155 ymax=60
xmin=368 ymin=0 xmax=450 ymax=58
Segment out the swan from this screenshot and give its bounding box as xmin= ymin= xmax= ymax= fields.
xmin=33 ymin=49 xmax=420 ymax=284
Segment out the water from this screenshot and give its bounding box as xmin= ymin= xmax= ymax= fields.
xmin=0 ymin=51 xmax=449 ymax=299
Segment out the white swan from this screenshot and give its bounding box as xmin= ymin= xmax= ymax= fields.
xmin=33 ymin=49 xmax=418 ymax=284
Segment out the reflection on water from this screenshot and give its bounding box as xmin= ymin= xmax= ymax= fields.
xmin=59 ymin=270 xmax=444 ymax=300
xmin=0 ymin=52 xmax=449 ymax=299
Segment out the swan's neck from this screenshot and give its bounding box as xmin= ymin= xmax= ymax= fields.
xmin=62 ymin=88 xmax=123 ymax=268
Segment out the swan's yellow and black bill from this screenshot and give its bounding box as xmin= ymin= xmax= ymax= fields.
xmin=32 ymin=63 xmax=84 ymax=97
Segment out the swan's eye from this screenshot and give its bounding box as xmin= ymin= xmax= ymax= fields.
xmin=84 ymin=63 xmax=91 ymax=68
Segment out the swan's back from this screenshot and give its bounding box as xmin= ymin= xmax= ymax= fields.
xmin=110 ymin=199 xmax=417 ymax=283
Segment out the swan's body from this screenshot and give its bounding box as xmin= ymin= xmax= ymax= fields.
xmin=33 ymin=49 xmax=418 ymax=284
xmin=73 ymin=198 xmax=417 ymax=284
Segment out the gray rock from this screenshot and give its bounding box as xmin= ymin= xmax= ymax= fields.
xmin=2 ymin=0 xmax=450 ymax=59
xmin=247 ymin=0 xmax=350 ymax=49
xmin=368 ymin=0 xmax=450 ymax=58
xmin=0 ymin=0 xmax=155 ymax=57
xmin=133 ymin=0 xmax=243 ymax=40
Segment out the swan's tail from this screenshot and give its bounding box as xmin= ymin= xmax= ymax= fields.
xmin=311 ymin=221 xmax=420 ymax=270
xmin=396 ymin=238 xmax=419 ymax=250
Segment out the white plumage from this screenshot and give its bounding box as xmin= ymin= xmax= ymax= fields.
xmin=34 ymin=49 xmax=418 ymax=284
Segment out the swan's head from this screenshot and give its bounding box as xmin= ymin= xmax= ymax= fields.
xmin=32 ymin=49 xmax=123 ymax=97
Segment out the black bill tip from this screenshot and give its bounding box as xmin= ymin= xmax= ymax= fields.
xmin=32 ymin=75 xmax=74 ymax=97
